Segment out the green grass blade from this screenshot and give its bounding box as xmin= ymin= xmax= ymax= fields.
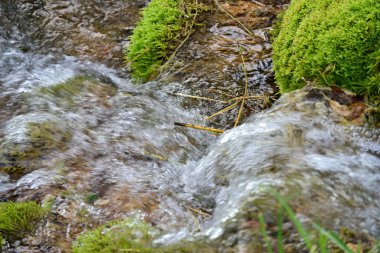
xmin=258 ymin=213 xmax=274 ymax=253
xmin=368 ymin=242 xmax=380 ymax=253
xmin=318 ymin=233 xmax=328 ymax=253
xmin=271 ymin=191 xmax=313 ymax=251
xmin=313 ymin=223 xmax=353 ymax=253
xmin=277 ymin=208 xmax=284 ymax=253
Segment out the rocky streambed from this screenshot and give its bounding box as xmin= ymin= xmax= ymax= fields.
xmin=0 ymin=0 xmax=379 ymax=252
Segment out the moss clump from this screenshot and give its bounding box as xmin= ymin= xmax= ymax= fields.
xmin=72 ymin=218 xmax=158 ymax=253
xmin=72 ymin=218 xmax=218 ymax=253
xmin=126 ymin=0 xmax=196 ymax=82
xmin=272 ymin=0 xmax=380 ymax=97
xmin=0 ymin=201 xmax=46 ymax=241
xmin=84 ymin=193 xmax=99 ymax=205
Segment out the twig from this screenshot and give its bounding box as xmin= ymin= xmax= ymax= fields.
xmin=206 ymin=101 xmax=239 ymax=120
xmin=228 ymin=95 xmax=266 ymax=101
xmin=174 ymin=122 xmax=225 ymax=134
xmin=234 ymin=46 xmax=249 ymax=127
xmin=234 ymin=99 xmax=245 ymax=127
xmin=187 ymin=206 xmax=211 ymax=217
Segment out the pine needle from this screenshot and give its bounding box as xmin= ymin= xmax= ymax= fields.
xmin=228 ymin=95 xmax=266 ymax=102
xmin=205 ymin=101 xmax=239 ymax=120
xmin=234 ymin=99 xmax=245 ymax=127
xmin=174 ymin=122 xmax=224 ymax=134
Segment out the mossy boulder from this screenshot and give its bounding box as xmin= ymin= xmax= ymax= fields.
xmin=272 ymin=0 xmax=380 ymax=97
xmin=0 ymin=201 xmax=46 ymax=241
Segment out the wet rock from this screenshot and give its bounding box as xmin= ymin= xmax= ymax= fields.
xmin=0 ymin=0 xmax=146 ymax=67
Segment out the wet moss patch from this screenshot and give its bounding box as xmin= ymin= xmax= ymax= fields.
xmin=72 ymin=218 xmax=159 ymax=253
xmin=72 ymin=217 xmax=219 ymax=253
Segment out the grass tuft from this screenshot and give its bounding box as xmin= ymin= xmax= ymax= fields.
xmin=0 ymin=201 xmax=46 ymax=241
xmin=255 ymin=190 xmax=380 ymax=253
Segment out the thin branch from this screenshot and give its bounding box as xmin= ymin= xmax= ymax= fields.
xmin=234 ymin=99 xmax=245 ymax=127
xmin=174 ymin=122 xmax=225 ymax=134
xmin=205 ymin=101 xmax=240 ymax=120
xmin=228 ymin=95 xmax=266 ymax=101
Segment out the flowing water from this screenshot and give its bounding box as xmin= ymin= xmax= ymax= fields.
xmin=1 ymin=1 xmax=380 ymax=252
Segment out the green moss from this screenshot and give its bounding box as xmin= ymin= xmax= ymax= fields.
xmin=0 ymin=201 xmax=46 ymax=241
xmin=126 ymin=0 xmax=197 ymax=82
xmin=273 ymin=0 xmax=380 ymax=97
xmin=72 ymin=218 xmax=159 ymax=253
xmin=84 ymin=193 xmax=99 ymax=205
xmin=72 ymin=218 xmax=219 ymax=253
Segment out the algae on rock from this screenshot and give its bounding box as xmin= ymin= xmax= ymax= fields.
xmin=0 ymin=120 xmax=72 ymax=175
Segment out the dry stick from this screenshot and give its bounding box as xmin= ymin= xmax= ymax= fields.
xmin=206 ymin=101 xmax=239 ymax=120
xmin=228 ymin=95 xmax=266 ymax=101
xmin=234 ymin=99 xmax=245 ymax=127
xmin=234 ymin=47 xmax=249 ymax=127
xmin=213 ymin=0 xmax=254 ymax=37
xmin=174 ymin=122 xmax=225 ymax=134
xmin=173 ymin=93 xmax=228 ymax=103
xmin=187 ymin=206 xmax=211 ymax=217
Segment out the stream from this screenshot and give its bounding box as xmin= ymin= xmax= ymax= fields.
xmin=1 ymin=0 xmax=380 ymax=252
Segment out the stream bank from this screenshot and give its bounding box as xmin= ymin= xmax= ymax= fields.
xmin=0 ymin=0 xmax=379 ymax=252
